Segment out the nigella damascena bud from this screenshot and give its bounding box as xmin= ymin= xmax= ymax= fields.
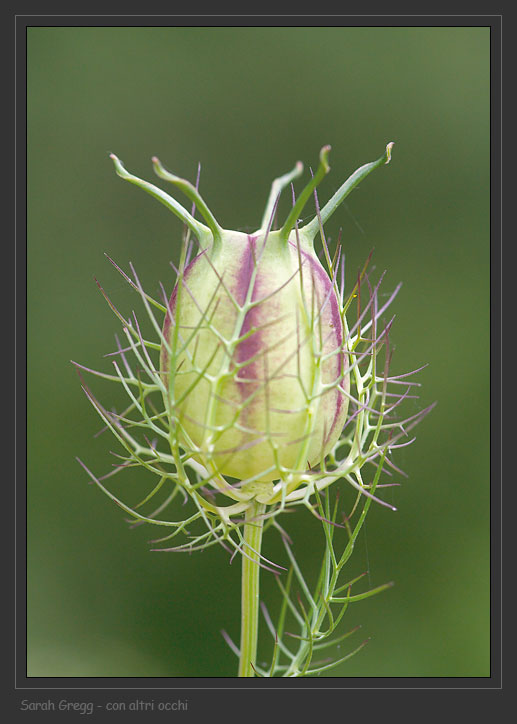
xmin=160 ymin=226 xmax=349 ymax=483
xmin=76 ymin=142 xmax=437 ymax=679
xmin=107 ymin=142 xmax=394 ymax=497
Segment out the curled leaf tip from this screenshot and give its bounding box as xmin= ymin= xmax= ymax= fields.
xmin=151 ymin=157 xmax=183 ymax=186
xmin=319 ymin=145 xmax=332 ymax=171
xmin=151 ymin=157 xmax=166 ymax=176
xmin=151 ymin=156 xmax=165 ymax=172
xmin=385 ymin=142 xmax=394 ymax=164
xmin=109 ymin=153 xmax=127 ymax=176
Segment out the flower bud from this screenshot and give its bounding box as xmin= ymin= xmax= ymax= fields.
xmin=77 ymin=142 xmax=436 ymax=680
xmin=161 ymin=227 xmax=348 ymax=482
xmin=108 ymin=143 xmax=395 ymax=494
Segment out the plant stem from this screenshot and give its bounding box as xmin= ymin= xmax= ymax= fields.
xmin=238 ymin=500 xmax=266 ymax=677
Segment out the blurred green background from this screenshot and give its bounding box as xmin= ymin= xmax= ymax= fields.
xmin=27 ymin=26 xmax=490 ymax=678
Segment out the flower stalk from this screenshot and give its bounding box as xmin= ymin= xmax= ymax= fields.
xmin=238 ymin=500 xmax=266 ymax=677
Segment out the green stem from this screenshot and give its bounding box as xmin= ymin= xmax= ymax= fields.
xmin=259 ymin=160 xmax=303 ymax=233
xmin=109 ymin=153 xmax=212 ymax=248
xmin=301 ymin=142 xmax=394 ymax=241
xmin=278 ymin=145 xmax=331 ymax=243
xmin=151 ymin=156 xmax=223 ymax=250
xmin=238 ymin=500 xmax=266 ymax=677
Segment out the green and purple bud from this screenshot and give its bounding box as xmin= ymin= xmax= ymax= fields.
xmin=75 ymin=141 xmax=436 ymax=547
xmin=108 ymin=143 xmax=395 ymax=498
xmin=160 ymin=224 xmax=348 ymax=483
xmin=75 ymin=142 xmax=437 ymax=678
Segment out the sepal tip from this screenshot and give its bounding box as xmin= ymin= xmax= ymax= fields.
xmin=319 ymin=145 xmax=331 ymax=172
xmin=385 ymin=142 xmax=394 ymax=164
